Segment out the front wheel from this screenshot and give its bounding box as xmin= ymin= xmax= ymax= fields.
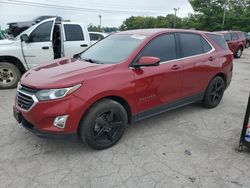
xmin=79 ymin=99 xmax=128 ymax=150
xmin=0 ymin=62 xmax=20 ymax=89
xmin=203 ymin=76 xmax=225 ymax=108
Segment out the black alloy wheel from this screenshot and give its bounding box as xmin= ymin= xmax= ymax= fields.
xmin=80 ymin=99 xmax=127 ymax=150
xmin=203 ymin=76 xmax=225 ymax=108
xmin=92 ymin=110 xmax=123 ymax=144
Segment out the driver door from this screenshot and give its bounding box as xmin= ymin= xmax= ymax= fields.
xmin=132 ymin=33 xmax=183 ymax=116
xmin=22 ymin=18 xmax=56 ymax=68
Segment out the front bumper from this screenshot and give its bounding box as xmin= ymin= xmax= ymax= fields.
xmin=13 ymin=93 xmax=88 ymax=139
xmin=14 ymin=108 xmax=77 ymax=140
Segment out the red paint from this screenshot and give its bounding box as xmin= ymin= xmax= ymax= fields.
xmin=14 ymin=29 xmax=233 ymax=135
xmin=216 ymin=31 xmax=246 ymax=54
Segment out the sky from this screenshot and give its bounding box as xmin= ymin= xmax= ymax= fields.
xmin=0 ymin=0 xmax=194 ymax=29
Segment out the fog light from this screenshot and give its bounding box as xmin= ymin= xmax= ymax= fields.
xmin=53 ymin=115 xmax=68 ymax=129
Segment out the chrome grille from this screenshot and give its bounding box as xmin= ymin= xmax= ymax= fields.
xmin=16 ymin=85 xmax=38 ymax=110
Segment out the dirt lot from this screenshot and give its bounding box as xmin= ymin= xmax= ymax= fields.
xmin=0 ymin=49 xmax=250 ymax=188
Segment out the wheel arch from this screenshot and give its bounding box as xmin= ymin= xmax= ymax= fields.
xmin=0 ymin=56 xmax=26 ymax=73
xmin=77 ymin=95 xmax=133 ymax=135
xmin=213 ymin=72 xmax=227 ymax=86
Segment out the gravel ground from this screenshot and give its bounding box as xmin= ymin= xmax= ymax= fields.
xmin=0 ymin=49 xmax=250 ymax=188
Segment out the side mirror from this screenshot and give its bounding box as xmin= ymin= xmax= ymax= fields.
xmin=134 ymin=56 xmax=160 ymax=68
xmin=20 ymin=34 xmax=29 ymax=42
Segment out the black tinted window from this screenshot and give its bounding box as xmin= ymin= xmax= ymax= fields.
xmin=90 ymin=33 xmax=104 ymax=41
xmin=64 ymin=24 xmax=84 ymax=41
xmin=29 ymin=21 xmax=53 ymax=42
xmin=232 ymin=32 xmax=239 ymax=40
xmin=223 ymin=33 xmax=231 ymax=41
xmin=179 ymin=33 xmax=204 ymax=57
xmin=207 ymin=34 xmax=228 ymax=49
xmin=139 ymin=34 xmax=177 ymax=62
xmin=201 ymin=37 xmax=212 ymax=53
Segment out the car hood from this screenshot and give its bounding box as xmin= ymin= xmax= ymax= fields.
xmin=21 ymin=57 xmax=116 ymax=89
xmin=0 ymin=39 xmax=15 ymax=45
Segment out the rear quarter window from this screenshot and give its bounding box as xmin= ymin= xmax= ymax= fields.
xmin=232 ymin=32 xmax=239 ymax=40
xmin=207 ymin=34 xmax=229 ymax=50
xmin=179 ymin=33 xmax=212 ymax=57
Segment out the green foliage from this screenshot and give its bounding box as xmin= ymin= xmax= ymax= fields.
xmin=88 ymin=24 xmax=118 ymax=33
xmin=120 ymin=0 xmax=250 ymax=32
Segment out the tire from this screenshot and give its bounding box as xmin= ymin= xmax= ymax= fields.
xmin=234 ymin=47 xmax=243 ymax=58
xmin=79 ymin=99 xmax=128 ymax=150
xmin=246 ymin=41 xmax=250 ymax=48
xmin=203 ymin=76 xmax=225 ymax=108
xmin=0 ymin=62 xmax=20 ymax=89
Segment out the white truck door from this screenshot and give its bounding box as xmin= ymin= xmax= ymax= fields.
xmin=22 ymin=18 xmax=56 ymax=68
xmin=62 ymin=23 xmax=90 ymax=57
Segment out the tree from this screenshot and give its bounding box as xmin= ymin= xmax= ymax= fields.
xmin=119 ymin=0 xmax=250 ymax=32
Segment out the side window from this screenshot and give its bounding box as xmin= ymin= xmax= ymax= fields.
xmin=97 ymin=34 xmax=105 ymax=40
xmin=139 ymin=34 xmax=177 ymax=62
xmin=232 ymin=32 xmax=239 ymax=40
xmin=64 ymin=24 xmax=84 ymax=41
xmin=201 ymin=37 xmax=212 ymax=53
xmin=223 ymin=33 xmax=232 ymax=41
xmin=179 ymin=33 xmax=204 ymax=57
xmin=90 ymin=33 xmax=95 ymax=40
xmin=207 ymin=34 xmax=228 ymax=50
xmin=29 ymin=21 xmax=53 ymax=42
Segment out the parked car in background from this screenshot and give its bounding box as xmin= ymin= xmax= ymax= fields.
xmin=13 ymin=29 xmax=233 ymax=149
xmin=7 ymin=16 xmax=63 ymax=37
xmin=89 ymin=32 xmax=108 ymax=44
xmin=0 ymin=18 xmax=91 ymax=89
xmin=243 ymin=32 xmax=250 ymax=48
xmin=215 ymin=31 xmax=246 ymax=58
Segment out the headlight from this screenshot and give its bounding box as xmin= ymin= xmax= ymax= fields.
xmin=35 ymin=84 xmax=81 ymax=101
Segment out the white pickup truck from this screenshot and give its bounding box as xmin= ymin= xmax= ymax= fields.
xmin=0 ymin=18 xmax=91 ymax=89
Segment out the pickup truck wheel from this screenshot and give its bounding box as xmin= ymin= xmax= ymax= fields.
xmin=202 ymin=76 xmax=225 ymax=108
xmin=79 ymin=99 xmax=127 ymax=150
xmin=234 ymin=47 xmax=243 ymax=58
xmin=0 ymin=62 xmax=20 ymax=89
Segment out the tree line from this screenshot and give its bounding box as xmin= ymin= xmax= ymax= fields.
xmin=89 ymin=0 xmax=250 ymax=32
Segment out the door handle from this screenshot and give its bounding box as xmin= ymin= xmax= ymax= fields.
xmin=42 ymin=46 xmax=49 ymax=50
xmin=171 ymin=65 xmax=181 ymax=70
xmin=208 ymin=56 xmax=216 ymax=61
xmin=80 ymin=44 xmax=88 ymax=47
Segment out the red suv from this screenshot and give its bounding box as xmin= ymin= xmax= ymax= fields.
xmin=216 ymin=31 xmax=246 ymax=58
xmin=13 ymin=29 xmax=233 ymax=149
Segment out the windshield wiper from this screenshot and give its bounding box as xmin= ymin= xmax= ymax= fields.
xmin=82 ymin=58 xmax=103 ymax=64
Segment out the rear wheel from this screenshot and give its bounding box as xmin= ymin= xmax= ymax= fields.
xmin=246 ymin=41 xmax=250 ymax=48
xmin=234 ymin=47 xmax=243 ymax=58
xmin=0 ymin=62 xmax=20 ymax=89
xmin=203 ymin=76 xmax=225 ymax=108
xmin=79 ymin=99 xmax=128 ymax=150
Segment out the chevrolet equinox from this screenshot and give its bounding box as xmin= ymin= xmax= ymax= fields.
xmin=13 ymin=29 xmax=233 ymax=149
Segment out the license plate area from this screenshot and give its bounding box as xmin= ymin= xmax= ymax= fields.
xmin=13 ymin=107 xmax=22 ymax=123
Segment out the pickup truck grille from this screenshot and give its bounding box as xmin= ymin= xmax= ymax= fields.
xmin=17 ymin=85 xmax=38 ymax=110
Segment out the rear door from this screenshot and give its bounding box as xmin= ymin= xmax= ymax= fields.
xmin=22 ymin=18 xmax=56 ymax=68
xmin=132 ymin=33 xmax=183 ymax=114
xmin=229 ymin=32 xmax=239 ymax=53
xmin=62 ymin=23 xmax=90 ymax=57
xmin=177 ymin=33 xmax=215 ymax=97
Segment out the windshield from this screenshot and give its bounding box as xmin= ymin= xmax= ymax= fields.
xmin=80 ymin=34 xmax=146 ymax=64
